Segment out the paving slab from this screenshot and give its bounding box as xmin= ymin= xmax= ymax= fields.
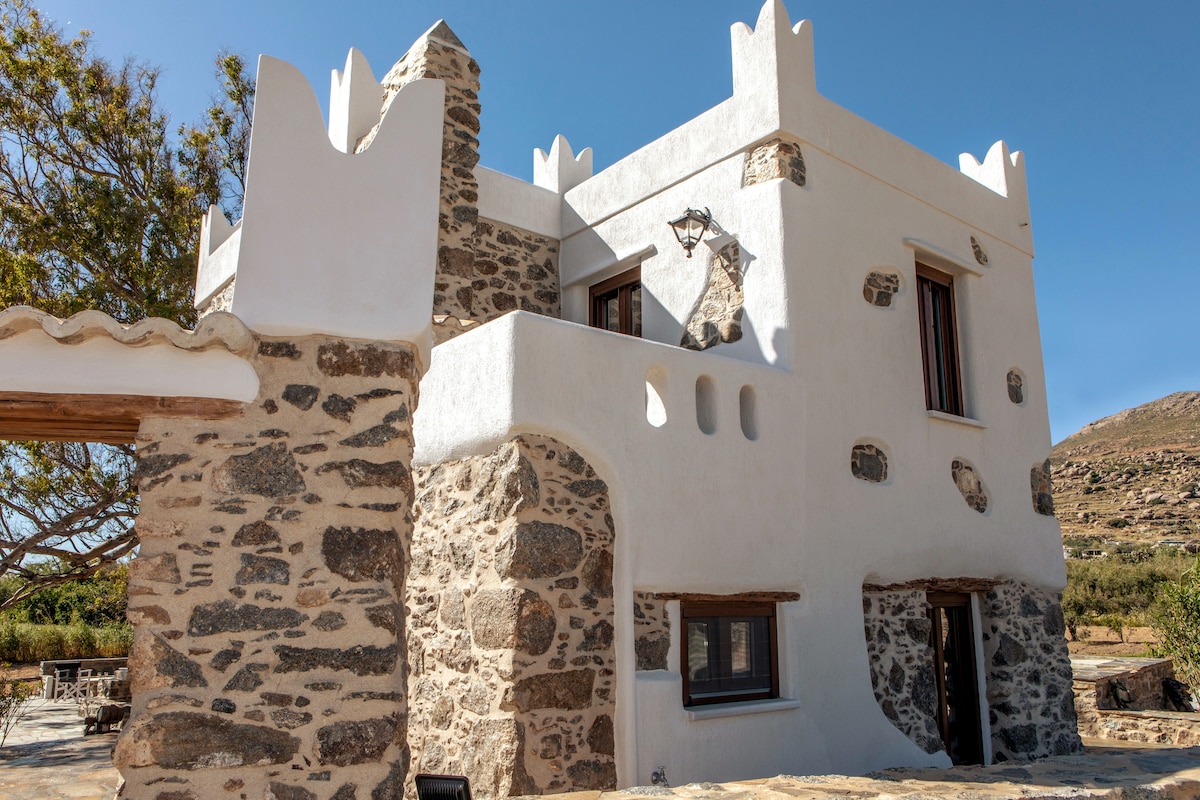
xmin=0 ymin=700 xmax=120 ymax=800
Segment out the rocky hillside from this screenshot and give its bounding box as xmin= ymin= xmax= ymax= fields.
xmin=1052 ymin=392 xmax=1200 ymax=545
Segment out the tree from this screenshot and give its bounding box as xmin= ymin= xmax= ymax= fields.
xmin=1151 ymin=559 xmax=1200 ymax=688
xmin=0 ymin=0 xmax=252 ymax=608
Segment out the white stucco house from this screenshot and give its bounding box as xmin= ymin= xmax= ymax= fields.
xmin=0 ymin=3 xmax=1078 ymax=797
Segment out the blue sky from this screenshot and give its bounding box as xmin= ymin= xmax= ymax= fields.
xmin=30 ymin=1 xmax=1199 ymax=444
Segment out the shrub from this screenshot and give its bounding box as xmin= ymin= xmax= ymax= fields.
xmin=0 ymin=622 xmax=131 ymax=663
xmin=1152 ymin=559 xmax=1200 ymax=687
xmin=0 ymin=673 xmax=36 ymax=748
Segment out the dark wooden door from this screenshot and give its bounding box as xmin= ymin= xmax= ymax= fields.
xmin=927 ymin=591 xmax=984 ymax=765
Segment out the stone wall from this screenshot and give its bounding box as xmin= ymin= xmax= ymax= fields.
xmin=408 ymin=434 xmax=616 ymax=798
xmin=367 ymin=23 xmax=483 ymax=326
xmin=633 ymin=592 xmax=670 ymax=671
xmin=1074 ymin=668 xmax=1200 ymax=744
xmin=115 ymin=335 xmax=418 ymax=800
xmin=979 ymin=583 xmax=1081 ymax=761
xmin=864 ymin=581 xmax=1082 ymax=764
xmin=862 ymin=589 xmax=943 ymax=754
xmin=366 ymin=24 xmax=561 ymax=332
xmin=680 ymin=241 xmax=743 ymax=351
xmin=472 ymin=219 xmax=560 ymax=324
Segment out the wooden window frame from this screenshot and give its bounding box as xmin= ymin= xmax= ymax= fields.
xmin=589 ymin=265 xmax=642 ymax=337
xmin=680 ymin=600 xmax=779 ymax=707
xmin=916 ymin=264 xmax=964 ymax=416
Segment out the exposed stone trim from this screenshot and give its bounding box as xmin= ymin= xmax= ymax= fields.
xmin=409 ymin=434 xmax=616 ymax=797
xmin=1006 ymin=369 xmax=1024 ymax=404
xmin=0 ymin=306 xmax=253 ymax=355
xmin=979 ymin=583 xmax=1082 ymax=761
xmin=743 ymin=138 xmax=806 ymax=188
xmin=951 ymin=459 xmax=988 ymax=513
xmin=851 ymin=443 xmax=888 ymax=483
xmin=862 ymin=589 xmax=943 ymax=754
xmin=680 ymin=240 xmax=744 ymax=351
xmin=863 ymin=271 xmax=900 ymax=307
xmin=1031 ymin=459 xmax=1055 ymax=516
xmin=970 ymin=236 xmax=989 ymax=266
xmin=115 ymin=335 xmax=418 ymax=800
xmin=634 ymin=592 xmax=670 ymax=671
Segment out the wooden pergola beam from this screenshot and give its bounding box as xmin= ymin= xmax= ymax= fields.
xmin=0 ymin=392 xmax=246 ymax=445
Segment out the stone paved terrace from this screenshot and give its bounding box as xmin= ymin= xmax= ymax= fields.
xmin=3 ymin=699 xmax=1200 ymax=800
xmin=525 ymin=743 xmax=1200 ymax=800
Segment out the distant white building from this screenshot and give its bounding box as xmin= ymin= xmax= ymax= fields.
xmin=0 ymin=3 xmax=1079 ymax=797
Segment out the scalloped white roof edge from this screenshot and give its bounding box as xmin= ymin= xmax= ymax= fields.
xmin=0 ymin=307 xmax=254 ymax=356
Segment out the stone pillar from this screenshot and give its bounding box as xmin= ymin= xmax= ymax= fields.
xmin=115 ymin=335 xmax=418 ymax=800
xmin=408 ymin=435 xmax=617 ymax=799
xmin=371 ymin=22 xmax=483 ymax=325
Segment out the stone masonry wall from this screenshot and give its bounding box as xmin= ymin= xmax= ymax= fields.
xmin=114 ymin=335 xmax=418 ymax=800
xmin=633 ymin=592 xmax=670 ymax=671
xmin=979 ymin=583 xmax=1082 ymax=761
xmin=862 ymin=589 xmax=943 ymax=755
xmin=408 ymin=434 xmax=616 ymax=799
xmin=471 ymin=219 xmax=560 ymax=324
xmin=367 ymin=23 xmax=483 ymax=325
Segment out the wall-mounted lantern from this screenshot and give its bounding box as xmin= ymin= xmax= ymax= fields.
xmin=668 ymin=207 xmax=712 ymax=258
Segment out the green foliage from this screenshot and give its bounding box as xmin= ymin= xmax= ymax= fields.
xmin=0 ymin=669 xmax=36 ymax=747
xmin=1063 ymin=548 xmax=1187 ymax=636
xmin=0 ymin=0 xmax=251 ymax=606
xmin=0 ymin=620 xmax=130 ymax=662
xmin=0 ymin=563 xmax=127 ymax=625
xmin=1151 ymin=559 xmax=1200 ymax=687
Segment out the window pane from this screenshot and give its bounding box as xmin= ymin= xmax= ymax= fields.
xmin=688 ymin=621 xmax=711 ymax=682
xmin=605 ymin=296 xmax=620 ymax=331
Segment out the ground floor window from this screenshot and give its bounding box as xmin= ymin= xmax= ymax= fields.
xmin=681 ymin=601 xmax=778 ymax=706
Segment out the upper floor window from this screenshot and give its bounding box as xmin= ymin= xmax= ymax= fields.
xmin=916 ymin=264 xmax=963 ymax=416
xmin=682 ymin=600 xmax=778 ymax=706
xmin=589 ymin=266 xmax=641 ymax=337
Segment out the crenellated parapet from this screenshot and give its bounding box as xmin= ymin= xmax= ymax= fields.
xmin=534 ymin=135 xmax=593 ymax=194
xmin=193 ymin=52 xmax=444 ymax=362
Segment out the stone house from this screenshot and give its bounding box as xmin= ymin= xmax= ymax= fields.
xmin=0 ymin=3 xmax=1080 ymax=798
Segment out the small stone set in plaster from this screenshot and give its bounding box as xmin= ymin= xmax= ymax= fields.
xmin=680 ymin=241 xmax=745 ymax=351
xmin=743 ymin=137 xmax=807 ymax=188
xmin=851 ymin=444 xmax=888 ymax=483
xmin=1006 ymin=370 xmax=1023 ymax=404
xmin=863 ymin=582 xmax=1082 ymax=763
xmin=951 ymin=459 xmax=988 ymax=513
xmin=1030 ymin=459 xmax=1055 ymax=517
xmin=970 ymin=236 xmax=989 ymax=266
xmin=117 ymin=335 xmax=417 ymax=800
xmin=633 ymin=592 xmax=671 ymax=671
xmin=408 ymin=434 xmax=616 ymax=798
xmin=862 ymin=271 xmax=900 ymax=308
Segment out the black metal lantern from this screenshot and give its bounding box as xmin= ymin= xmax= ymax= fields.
xmin=668 ymin=207 xmax=712 ymax=258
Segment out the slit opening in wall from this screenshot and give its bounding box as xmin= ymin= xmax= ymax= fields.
xmin=695 ymin=375 xmax=717 ymax=435
xmin=739 ymin=384 xmax=757 ymax=440
xmin=646 ymin=367 xmax=668 ymax=428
